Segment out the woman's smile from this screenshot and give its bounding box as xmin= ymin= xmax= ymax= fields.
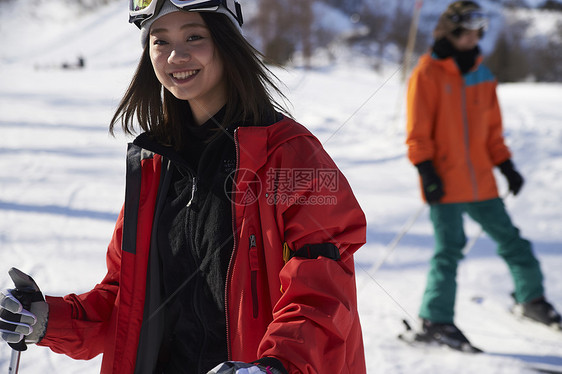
xmin=170 ymin=69 xmax=200 ymax=81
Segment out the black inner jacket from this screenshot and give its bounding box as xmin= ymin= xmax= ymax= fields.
xmin=132 ymin=108 xmax=282 ymax=374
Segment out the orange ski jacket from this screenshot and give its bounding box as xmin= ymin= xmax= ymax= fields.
xmin=38 ymin=117 xmax=367 ymax=374
xmin=406 ymin=52 xmax=511 ymax=203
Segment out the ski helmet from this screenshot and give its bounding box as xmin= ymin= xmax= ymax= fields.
xmin=135 ymin=0 xmax=243 ymax=45
xmin=433 ymin=1 xmax=488 ymax=40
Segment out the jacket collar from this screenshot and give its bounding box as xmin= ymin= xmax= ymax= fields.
xmin=427 ymin=52 xmax=484 ymax=75
xmin=236 ymin=117 xmax=316 ymax=172
xmin=132 ymin=114 xmax=314 ymax=174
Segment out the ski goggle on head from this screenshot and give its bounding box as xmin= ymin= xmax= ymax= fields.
xmin=129 ymin=0 xmax=243 ymax=28
xmin=449 ymin=9 xmax=488 ymax=31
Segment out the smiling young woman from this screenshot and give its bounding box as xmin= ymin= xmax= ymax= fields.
xmin=0 ymin=1 xmax=368 ymax=373
xmin=109 ymin=3 xmax=287 ymax=151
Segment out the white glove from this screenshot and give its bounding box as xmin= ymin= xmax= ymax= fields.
xmin=207 ymin=361 xmax=284 ymax=374
xmin=0 ymin=268 xmax=49 ymax=348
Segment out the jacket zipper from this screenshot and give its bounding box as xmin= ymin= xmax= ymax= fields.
xmin=461 ymin=81 xmax=479 ymax=200
xmin=225 ymin=128 xmax=240 ymax=360
xmin=249 ymin=234 xmax=259 ymax=319
xmin=187 ymin=175 xmax=207 ymax=373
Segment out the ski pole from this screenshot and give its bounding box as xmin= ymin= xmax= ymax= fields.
xmin=462 ymin=192 xmax=511 ymax=256
xmin=8 ymin=349 xmax=21 ymax=374
xmin=371 ymin=203 xmax=426 ymax=274
xmin=6 ymin=270 xmax=34 ymax=374
xmin=7 ymin=322 xmax=27 ymax=374
xmin=359 ymin=203 xmax=426 ymax=292
xmin=462 ymin=226 xmax=483 ymax=256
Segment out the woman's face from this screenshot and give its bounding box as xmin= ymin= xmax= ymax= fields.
xmin=149 ymin=11 xmax=226 ymax=124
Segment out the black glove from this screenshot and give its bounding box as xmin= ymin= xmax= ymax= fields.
xmin=416 ymin=160 xmax=445 ymax=204
xmin=0 ymin=268 xmax=49 ymax=351
xmin=498 ymin=159 xmax=524 ymax=195
xmin=207 ymin=361 xmax=285 ymax=374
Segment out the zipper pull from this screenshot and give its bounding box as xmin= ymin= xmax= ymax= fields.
xmin=191 ymin=177 xmax=197 ymax=198
xmin=248 ymin=233 xmax=260 ymax=319
xmin=249 ymin=234 xmax=259 ymax=270
xmin=187 ymin=177 xmax=197 ymax=208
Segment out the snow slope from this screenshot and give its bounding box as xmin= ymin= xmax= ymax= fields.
xmin=1 ymin=1 xmax=561 ymax=373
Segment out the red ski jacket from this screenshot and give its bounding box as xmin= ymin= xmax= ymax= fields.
xmin=39 ymin=117 xmax=367 ymax=374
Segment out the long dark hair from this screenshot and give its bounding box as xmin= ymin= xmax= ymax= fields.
xmin=110 ymin=12 xmax=289 ymax=149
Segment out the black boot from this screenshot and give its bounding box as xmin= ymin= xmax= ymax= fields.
xmin=416 ymin=319 xmax=482 ymax=353
xmin=514 ymin=296 xmax=561 ymax=327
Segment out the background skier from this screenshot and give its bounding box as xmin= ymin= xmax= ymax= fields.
xmin=405 ymin=0 xmax=561 ymax=351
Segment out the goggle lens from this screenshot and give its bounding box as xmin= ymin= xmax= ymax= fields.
xmin=131 ymin=0 xmax=154 ymax=12
xmin=459 ymin=10 xmax=488 ymax=30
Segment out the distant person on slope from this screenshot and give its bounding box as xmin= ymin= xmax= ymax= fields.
xmin=405 ymin=0 xmax=561 ymax=351
xmin=0 ymin=1 xmax=367 ymax=373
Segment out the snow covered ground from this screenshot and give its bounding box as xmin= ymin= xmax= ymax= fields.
xmin=1 ymin=1 xmax=561 ymax=373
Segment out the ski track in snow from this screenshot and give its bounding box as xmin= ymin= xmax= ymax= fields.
xmin=1 ymin=2 xmax=562 ymax=373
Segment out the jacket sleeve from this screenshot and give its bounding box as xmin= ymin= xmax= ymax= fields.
xmin=486 ymin=83 xmax=512 ymax=165
xmin=406 ymin=65 xmax=438 ymax=165
xmin=37 ymin=208 xmax=124 ymax=360
xmin=257 ymin=135 xmax=367 ymax=373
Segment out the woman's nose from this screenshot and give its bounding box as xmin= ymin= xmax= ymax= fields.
xmin=168 ymin=46 xmax=191 ymax=64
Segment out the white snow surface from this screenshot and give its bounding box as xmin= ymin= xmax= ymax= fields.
xmin=1 ymin=1 xmax=561 ymax=373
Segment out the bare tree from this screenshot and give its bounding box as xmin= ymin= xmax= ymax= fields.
xmin=531 ymin=20 xmax=562 ymax=81
xmin=485 ymin=18 xmax=531 ymax=82
xmin=296 ymin=0 xmax=314 ymax=67
xmin=257 ymin=0 xmax=315 ymax=66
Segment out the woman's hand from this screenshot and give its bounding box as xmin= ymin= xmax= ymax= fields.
xmin=0 ymin=268 xmax=49 ymax=349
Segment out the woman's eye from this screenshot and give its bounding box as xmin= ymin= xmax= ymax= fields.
xmin=187 ymin=35 xmax=203 ymax=42
xmin=153 ymin=39 xmax=168 ymax=46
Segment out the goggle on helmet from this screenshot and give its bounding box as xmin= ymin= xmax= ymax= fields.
xmin=129 ymin=0 xmax=243 ymax=29
xmin=449 ymin=9 xmax=489 ymax=31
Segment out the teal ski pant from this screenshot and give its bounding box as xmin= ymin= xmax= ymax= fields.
xmin=419 ymin=198 xmax=544 ymax=323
